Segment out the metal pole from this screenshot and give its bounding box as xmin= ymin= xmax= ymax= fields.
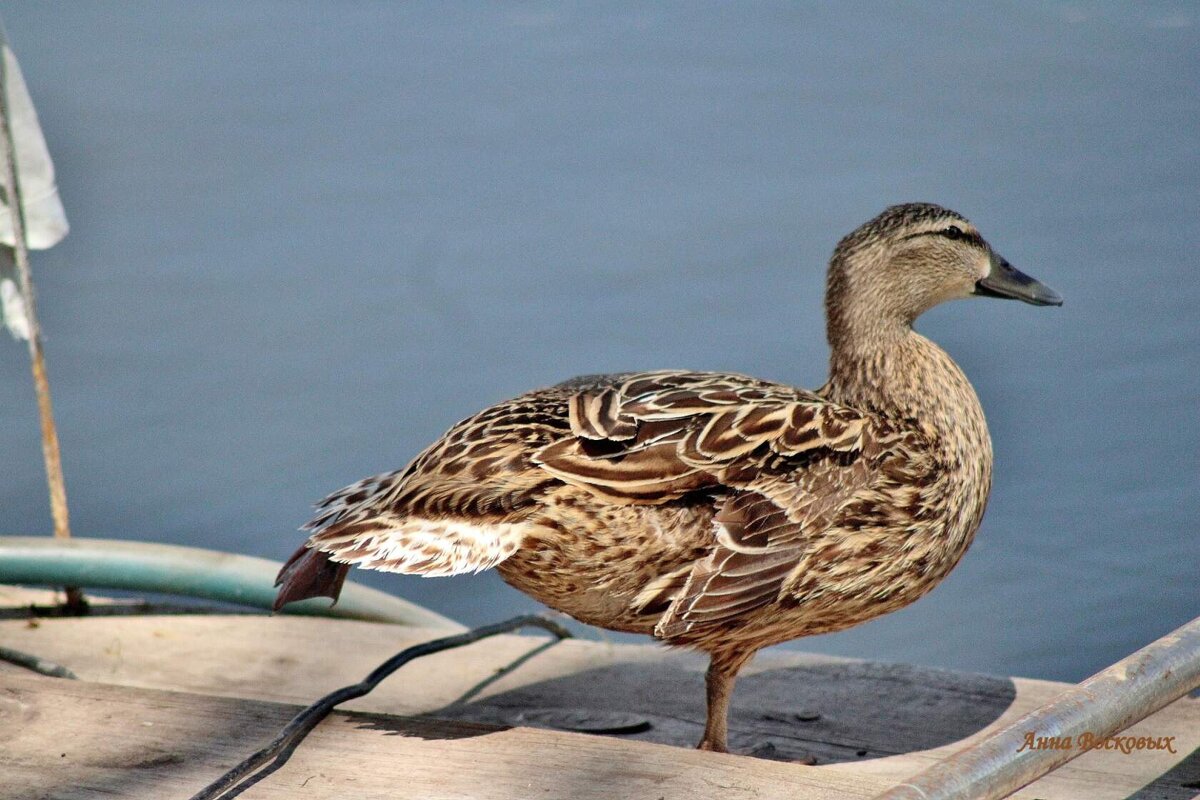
xmin=873 ymin=614 xmax=1200 ymax=800
xmin=0 ymin=45 xmax=83 ymax=609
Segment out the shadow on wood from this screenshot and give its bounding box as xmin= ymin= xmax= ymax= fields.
xmin=2 ymin=671 xmax=874 ymax=800
xmin=350 ymin=713 xmax=506 ymax=739
xmin=431 ymin=659 xmax=1018 ymax=764
xmin=1124 ymin=744 xmax=1200 ymax=800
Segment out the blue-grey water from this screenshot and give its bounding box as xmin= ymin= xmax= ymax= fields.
xmin=0 ymin=3 xmax=1196 ymax=682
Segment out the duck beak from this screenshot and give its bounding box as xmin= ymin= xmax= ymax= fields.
xmin=974 ymin=252 xmax=1063 ymax=307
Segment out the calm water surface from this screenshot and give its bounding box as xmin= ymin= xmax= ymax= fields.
xmin=1 ymin=3 xmax=1196 ymax=682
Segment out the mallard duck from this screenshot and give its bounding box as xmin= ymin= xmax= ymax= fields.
xmin=275 ymin=202 xmax=1061 ymax=753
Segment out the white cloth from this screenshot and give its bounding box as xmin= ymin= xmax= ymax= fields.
xmin=0 ymin=40 xmax=69 ymax=250
xmin=0 ymin=27 xmax=69 ymax=340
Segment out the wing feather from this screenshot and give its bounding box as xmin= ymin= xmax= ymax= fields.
xmin=529 ymin=370 xmax=901 ymax=639
xmin=533 ymin=370 xmax=871 ymax=505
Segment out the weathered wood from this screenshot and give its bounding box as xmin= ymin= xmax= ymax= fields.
xmin=2 ymin=614 xmax=1198 ymax=799
xmin=1 ymin=670 xmax=880 ymax=800
xmin=0 ymin=584 xmax=113 ymax=610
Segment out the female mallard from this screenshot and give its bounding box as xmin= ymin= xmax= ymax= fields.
xmin=275 ymin=202 xmax=1061 ymax=753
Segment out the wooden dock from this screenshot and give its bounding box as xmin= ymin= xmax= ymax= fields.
xmin=1 ymin=601 xmax=1198 ymax=798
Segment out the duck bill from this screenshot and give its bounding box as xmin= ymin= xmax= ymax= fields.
xmin=974 ymin=252 xmax=1063 ymax=307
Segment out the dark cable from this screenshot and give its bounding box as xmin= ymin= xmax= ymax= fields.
xmin=189 ymin=614 xmax=571 ymax=800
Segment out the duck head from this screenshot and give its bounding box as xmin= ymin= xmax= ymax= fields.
xmin=825 ymin=203 xmax=1061 ymax=345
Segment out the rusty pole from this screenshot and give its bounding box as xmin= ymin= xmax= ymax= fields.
xmin=872 ymin=614 xmax=1200 ymax=800
xmin=0 ymin=46 xmax=83 ymax=610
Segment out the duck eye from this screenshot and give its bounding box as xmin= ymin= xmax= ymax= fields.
xmin=942 ymin=225 xmax=964 ymax=240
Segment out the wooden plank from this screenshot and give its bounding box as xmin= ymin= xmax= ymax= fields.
xmin=0 ymin=585 xmax=61 ymax=606
xmin=0 ymin=584 xmax=123 ymax=609
xmin=2 ymin=615 xmax=1198 ymax=799
xmin=0 ymin=670 xmax=881 ymax=800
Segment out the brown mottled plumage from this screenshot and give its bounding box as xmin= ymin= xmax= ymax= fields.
xmin=275 ymin=203 xmax=1061 ymax=753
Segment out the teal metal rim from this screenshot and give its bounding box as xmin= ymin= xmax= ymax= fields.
xmin=0 ymin=536 xmax=463 ymax=630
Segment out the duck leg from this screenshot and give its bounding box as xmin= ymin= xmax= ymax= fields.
xmin=697 ymin=648 xmax=755 ymax=753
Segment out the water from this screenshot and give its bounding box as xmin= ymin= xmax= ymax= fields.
xmin=0 ymin=3 xmax=1195 ymax=682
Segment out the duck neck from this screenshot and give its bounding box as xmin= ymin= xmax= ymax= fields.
xmin=823 ymin=320 xmax=985 ymax=447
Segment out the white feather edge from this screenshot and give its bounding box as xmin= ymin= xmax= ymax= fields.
xmin=312 ymin=518 xmax=528 ymax=577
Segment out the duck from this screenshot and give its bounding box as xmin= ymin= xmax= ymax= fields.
xmin=274 ymin=202 xmax=1061 ymax=753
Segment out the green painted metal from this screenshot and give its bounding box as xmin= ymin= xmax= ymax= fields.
xmin=0 ymin=536 xmax=463 ymax=630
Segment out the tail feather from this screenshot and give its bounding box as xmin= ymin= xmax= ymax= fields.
xmin=273 ymin=544 xmax=351 ymax=611
xmin=307 ymin=517 xmax=527 ymax=577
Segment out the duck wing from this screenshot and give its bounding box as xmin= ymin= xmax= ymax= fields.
xmin=533 ymin=370 xmax=926 ymax=638
xmin=276 ymin=369 xmax=923 ymax=629
xmin=534 ymin=370 xmax=874 ymax=505
xmin=279 ymin=387 xmax=577 ymax=594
